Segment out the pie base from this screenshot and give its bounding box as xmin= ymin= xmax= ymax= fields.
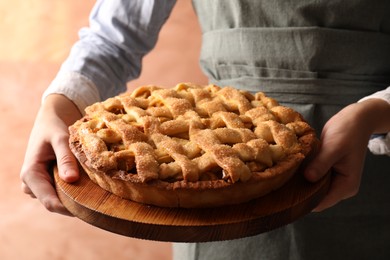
xmin=71 ymin=134 xmax=316 ymax=208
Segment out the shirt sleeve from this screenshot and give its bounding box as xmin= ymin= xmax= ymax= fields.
xmin=359 ymin=86 xmax=390 ymax=156
xmin=43 ymin=0 xmax=177 ymax=113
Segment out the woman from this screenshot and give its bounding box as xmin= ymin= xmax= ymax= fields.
xmin=21 ymin=0 xmax=390 ymax=259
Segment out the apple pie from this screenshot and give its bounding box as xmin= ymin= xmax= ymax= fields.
xmin=69 ymin=83 xmax=318 ymax=208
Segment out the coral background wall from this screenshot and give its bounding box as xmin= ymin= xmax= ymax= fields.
xmin=0 ymin=0 xmax=206 ymax=259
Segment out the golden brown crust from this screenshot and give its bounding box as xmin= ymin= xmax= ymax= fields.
xmin=69 ymin=83 xmax=318 ymax=208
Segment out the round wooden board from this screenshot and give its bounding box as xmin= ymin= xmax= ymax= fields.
xmin=54 ymin=166 xmax=330 ymax=242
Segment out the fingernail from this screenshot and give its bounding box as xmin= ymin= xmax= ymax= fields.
xmin=304 ymin=168 xmax=319 ymax=182
xmin=62 ymin=170 xmax=78 ymax=182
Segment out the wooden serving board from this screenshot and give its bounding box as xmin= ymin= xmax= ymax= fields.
xmin=54 ymin=166 xmax=330 ymax=242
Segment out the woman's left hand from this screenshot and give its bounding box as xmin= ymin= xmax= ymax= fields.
xmin=304 ymin=99 xmax=390 ymax=211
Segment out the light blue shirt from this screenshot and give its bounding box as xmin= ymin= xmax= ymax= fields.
xmin=45 ymin=0 xmax=176 ymax=110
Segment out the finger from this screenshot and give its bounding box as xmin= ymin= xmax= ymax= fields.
xmin=52 ymin=134 xmax=80 ymax=183
xmin=21 ymin=182 xmax=36 ymax=198
xmin=21 ymin=168 xmax=74 ymax=216
xmin=313 ymin=170 xmax=360 ymax=212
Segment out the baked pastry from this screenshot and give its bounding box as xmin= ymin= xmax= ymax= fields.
xmin=69 ymin=83 xmax=318 ymax=208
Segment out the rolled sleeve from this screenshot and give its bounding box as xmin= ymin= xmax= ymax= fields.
xmin=42 ymin=71 xmax=101 ymax=114
xmin=44 ymin=0 xmax=176 ymax=107
xmin=359 ymin=86 xmax=390 ymax=156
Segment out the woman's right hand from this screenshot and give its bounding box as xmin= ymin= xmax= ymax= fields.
xmin=20 ymin=94 xmax=82 ymax=216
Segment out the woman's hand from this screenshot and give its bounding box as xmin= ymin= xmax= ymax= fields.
xmin=304 ymin=99 xmax=390 ymax=212
xmin=20 ymin=94 xmax=82 ymax=216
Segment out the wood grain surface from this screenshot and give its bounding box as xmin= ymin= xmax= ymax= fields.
xmin=54 ymin=166 xmax=330 ymax=242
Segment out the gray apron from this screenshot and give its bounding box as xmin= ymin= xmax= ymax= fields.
xmin=174 ymin=1 xmax=390 ymax=259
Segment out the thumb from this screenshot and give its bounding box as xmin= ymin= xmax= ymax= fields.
xmin=304 ymin=144 xmax=334 ymax=182
xmin=53 ymin=135 xmax=80 ymax=183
